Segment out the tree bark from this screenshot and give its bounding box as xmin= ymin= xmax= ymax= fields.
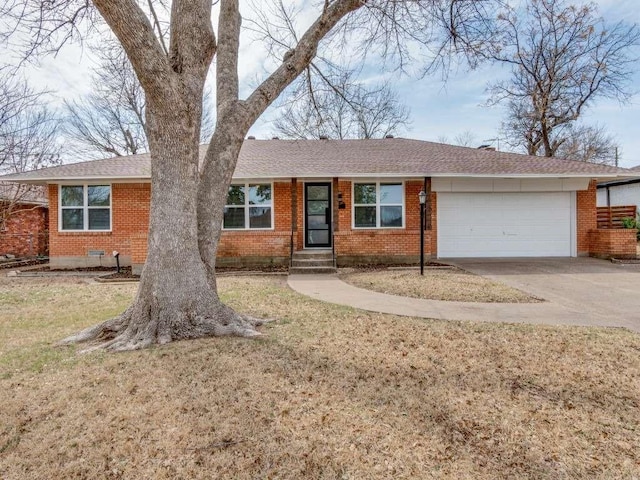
xmin=62 ymin=0 xmax=364 ymax=351
xmin=61 ymin=98 xmax=263 ymax=351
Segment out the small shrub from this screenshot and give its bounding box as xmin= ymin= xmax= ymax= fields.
xmin=621 ymin=215 xmax=640 ymax=241
xmin=621 ymin=216 xmax=636 ymax=229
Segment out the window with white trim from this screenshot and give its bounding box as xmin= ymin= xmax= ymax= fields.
xmin=223 ymin=183 xmax=273 ymax=229
xmin=60 ymin=185 xmax=111 ymax=231
xmin=353 ymin=182 xmax=404 ymax=228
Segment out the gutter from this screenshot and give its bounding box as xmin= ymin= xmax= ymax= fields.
xmin=596 ymin=177 xmax=640 ymax=189
xmin=2 ymin=173 xmax=637 ymax=184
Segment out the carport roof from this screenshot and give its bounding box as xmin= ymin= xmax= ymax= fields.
xmin=1 ymin=138 xmax=637 ymax=183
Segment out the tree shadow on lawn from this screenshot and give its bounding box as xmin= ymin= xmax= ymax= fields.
xmin=1 ymin=278 xmax=638 ymax=479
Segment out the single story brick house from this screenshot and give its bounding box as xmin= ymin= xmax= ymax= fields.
xmin=1 ymin=138 xmax=638 ymax=273
xmin=0 ymin=183 xmax=49 ymax=257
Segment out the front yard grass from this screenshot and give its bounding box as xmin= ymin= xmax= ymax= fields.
xmin=0 ymin=275 xmax=639 ymax=479
xmin=341 ymin=268 xmax=540 ymax=303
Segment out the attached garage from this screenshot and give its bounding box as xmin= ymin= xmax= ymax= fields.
xmin=437 ymin=190 xmax=576 ymax=258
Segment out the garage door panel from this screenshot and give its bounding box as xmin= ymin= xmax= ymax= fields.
xmin=438 ymin=192 xmax=572 ymax=258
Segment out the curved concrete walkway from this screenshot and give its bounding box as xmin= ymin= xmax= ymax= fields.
xmin=287 ymin=268 xmax=640 ymax=332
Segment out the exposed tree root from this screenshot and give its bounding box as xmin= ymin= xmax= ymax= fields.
xmin=58 ymin=302 xmax=270 ymax=353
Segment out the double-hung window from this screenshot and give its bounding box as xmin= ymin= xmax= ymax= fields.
xmin=353 ymin=182 xmax=404 ymax=228
xmin=223 ymin=183 xmax=272 ymax=229
xmin=60 ymin=185 xmax=111 ymax=231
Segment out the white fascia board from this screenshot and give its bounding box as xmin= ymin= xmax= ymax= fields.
xmin=230 ymin=177 xmax=296 ymax=182
xmin=51 ymin=177 xmax=150 ymax=184
xmin=233 ymin=173 xmax=629 ymax=179
xmin=6 ymin=172 xmax=633 ymax=184
xmin=427 ymin=173 xmax=628 ymax=179
xmin=3 ymin=176 xmax=150 ymax=185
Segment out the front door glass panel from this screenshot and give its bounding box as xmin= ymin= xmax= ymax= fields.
xmin=305 ymin=183 xmax=331 ymax=247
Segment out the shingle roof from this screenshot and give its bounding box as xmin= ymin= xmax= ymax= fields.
xmin=0 ymin=138 xmax=635 ymax=183
xmin=0 ymin=182 xmax=48 ymax=205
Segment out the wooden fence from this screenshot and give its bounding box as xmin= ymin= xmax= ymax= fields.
xmin=596 ymin=205 xmax=637 ymax=229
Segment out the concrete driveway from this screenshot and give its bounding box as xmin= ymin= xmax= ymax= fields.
xmin=448 ymin=257 xmax=640 ymax=332
xmin=289 ymin=257 xmax=640 ymax=333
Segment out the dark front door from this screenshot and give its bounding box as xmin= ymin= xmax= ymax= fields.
xmin=305 ymin=183 xmax=332 ymax=248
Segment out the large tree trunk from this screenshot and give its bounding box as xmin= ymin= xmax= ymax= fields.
xmin=61 ymin=103 xmax=263 ymax=352
xmin=197 ymin=120 xmax=247 ymax=287
xmin=59 ymin=0 xmax=363 ymax=352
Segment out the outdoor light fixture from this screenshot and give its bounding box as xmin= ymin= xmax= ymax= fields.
xmin=113 ymin=250 xmax=121 ymax=273
xmin=418 ymin=190 xmax=426 ymax=275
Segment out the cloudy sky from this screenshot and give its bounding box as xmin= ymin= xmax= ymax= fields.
xmin=18 ymin=0 xmax=640 ymax=168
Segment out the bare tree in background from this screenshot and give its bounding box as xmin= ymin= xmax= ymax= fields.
xmin=253 ymin=1 xmax=411 ymax=140
xmin=555 ymin=124 xmax=619 ymax=165
xmin=486 ymin=0 xmax=639 ymax=159
xmin=0 ymin=72 xmax=60 ymax=231
xmin=2 ymin=0 xmax=500 ymax=351
xmin=453 ymin=130 xmax=476 ymax=147
xmin=435 ymin=130 xmax=477 ymax=147
xmin=64 ymin=42 xmax=147 ymax=158
xmin=274 ymin=69 xmax=410 ymax=139
xmin=63 ymin=40 xmax=214 ymax=159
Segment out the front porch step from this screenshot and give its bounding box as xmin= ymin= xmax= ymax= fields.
xmin=290 ymin=258 xmax=335 ymax=268
xmin=291 ymin=249 xmax=333 ymax=260
xmin=290 ymin=249 xmax=336 ymax=274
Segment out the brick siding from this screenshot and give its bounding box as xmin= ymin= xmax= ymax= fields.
xmin=217 ymin=181 xmax=292 ymax=265
xmin=45 ymin=177 xmax=612 ymax=269
xmin=48 ymin=183 xmax=150 ymax=268
xmin=589 ymin=229 xmax=638 ymax=258
xmin=577 ymin=180 xmax=598 ymax=255
xmin=0 ymin=202 xmax=48 ymax=256
xmin=333 ymin=179 xmax=434 ymax=264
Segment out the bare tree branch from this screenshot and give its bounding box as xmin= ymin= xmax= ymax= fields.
xmin=486 ymin=0 xmax=640 ymax=158
xmin=2 ymin=0 xmax=504 ymax=350
xmin=91 ymin=0 xmax=175 ymax=103
xmin=62 ymin=40 xmax=214 ymax=159
xmin=0 ymin=72 xmax=60 ymax=231
xmin=216 ymin=0 xmax=241 ymax=119
xmin=555 ymin=124 xmax=620 ymax=166
xmin=274 ymin=68 xmax=410 ymax=139
xmin=147 ymin=0 xmax=169 ymax=55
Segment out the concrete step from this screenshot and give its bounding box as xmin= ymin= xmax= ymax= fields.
xmin=291 ymin=249 xmax=333 ymax=260
xmin=289 ymin=266 xmax=337 ymax=275
xmin=290 ymin=249 xmax=335 ymax=274
xmin=291 ymin=258 xmax=335 ymax=268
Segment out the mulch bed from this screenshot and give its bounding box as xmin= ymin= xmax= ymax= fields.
xmin=20 ymin=265 xmax=289 ymax=282
xmin=26 ymin=266 xmax=118 ymax=273
xmin=95 ymin=267 xmax=139 ymax=281
xmin=216 ymin=265 xmax=289 ymax=274
xmin=0 ymin=258 xmax=48 ymax=270
xmin=340 ymin=261 xmax=456 ymax=272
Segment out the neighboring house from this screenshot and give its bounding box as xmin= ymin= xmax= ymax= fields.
xmin=1 ymin=138 xmax=638 ymax=272
xmin=0 ymin=182 xmax=49 ymax=257
xmin=597 ymin=164 xmax=640 ymax=213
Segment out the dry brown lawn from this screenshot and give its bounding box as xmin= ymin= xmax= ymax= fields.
xmin=341 ymin=268 xmax=540 ymax=303
xmin=1 ymin=275 xmax=639 ymax=479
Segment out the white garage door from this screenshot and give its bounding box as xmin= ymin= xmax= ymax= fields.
xmin=438 ymin=192 xmax=573 ymax=258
